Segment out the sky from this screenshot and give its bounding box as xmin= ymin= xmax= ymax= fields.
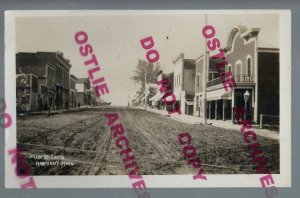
xmin=16 ymin=13 xmax=279 ymax=106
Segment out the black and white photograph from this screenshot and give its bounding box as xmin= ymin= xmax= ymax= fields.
xmin=4 ymin=10 xmax=291 ymax=188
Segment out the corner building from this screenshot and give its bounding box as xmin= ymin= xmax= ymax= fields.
xmin=194 ymin=26 xmax=279 ymax=124
xmin=16 ymin=51 xmax=72 ymax=110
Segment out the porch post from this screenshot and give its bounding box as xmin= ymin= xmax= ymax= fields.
xmin=222 ymin=99 xmax=226 ymax=121
xmin=215 ymin=100 xmax=218 ymax=120
xmin=231 ymin=89 xmax=235 ymax=122
xmin=186 ymin=102 xmax=189 ymax=115
xmin=208 ymin=101 xmax=211 ymax=120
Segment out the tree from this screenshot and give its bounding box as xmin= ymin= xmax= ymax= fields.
xmin=131 ymin=59 xmax=161 ymax=91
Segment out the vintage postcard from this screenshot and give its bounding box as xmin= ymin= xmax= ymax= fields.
xmin=4 ymin=10 xmax=291 ymax=189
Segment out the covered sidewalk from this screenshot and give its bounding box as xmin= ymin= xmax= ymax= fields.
xmin=144 ymin=107 xmax=279 ymax=140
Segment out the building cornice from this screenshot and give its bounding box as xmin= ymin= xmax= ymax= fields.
xmin=172 ymin=53 xmax=184 ymax=64
xmin=257 ymin=47 xmax=279 ymax=53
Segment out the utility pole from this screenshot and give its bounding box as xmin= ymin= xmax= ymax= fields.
xmin=203 ymin=14 xmax=208 ymax=125
xmin=144 ymin=72 xmax=147 ymax=109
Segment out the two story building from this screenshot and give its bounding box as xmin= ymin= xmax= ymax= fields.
xmin=173 ymin=53 xmax=196 ymax=115
xmin=194 ymin=56 xmax=225 ymax=118
xmin=75 ymin=78 xmax=91 ymax=106
xmin=16 ymin=72 xmax=39 ymax=112
xmin=149 ymin=70 xmax=168 ymax=110
xmin=69 ymin=74 xmax=77 ymax=107
xmin=194 ymin=25 xmax=279 ymax=124
xmin=16 ymin=51 xmax=72 ymax=110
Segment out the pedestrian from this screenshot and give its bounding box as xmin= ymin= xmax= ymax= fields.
xmin=38 ymin=95 xmax=43 ymax=114
xmin=78 ymin=102 xmax=80 ymax=108
xmin=65 ymin=101 xmax=69 ymax=110
xmin=44 ymin=101 xmax=48 ymax=111
xmin=48 ymin=97 xmax=52 ymax=117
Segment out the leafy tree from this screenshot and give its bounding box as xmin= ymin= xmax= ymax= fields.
xmin=131 ymin=59 xmax=161 ymax=91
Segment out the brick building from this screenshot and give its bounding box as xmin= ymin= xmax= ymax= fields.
xmin=16 ymin=51 xmax=72 ymax=110
xmin=173 ymin=53 xmax=196 ymax=115
xmin=16 ymin=73 xmax=39 ymax=112
xmin=194 ymin=26 xmax=279 ymax=124
xmin=69 ymin=74 xmax=77 ymax=107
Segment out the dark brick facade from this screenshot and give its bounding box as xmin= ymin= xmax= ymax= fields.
xmin=257 ymin=51 xmax=280 ymax=118
xmin=16 ymin=51 xmax=72 ymax=110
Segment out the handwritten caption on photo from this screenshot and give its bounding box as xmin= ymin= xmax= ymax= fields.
xmin=1 ymin=98 xmax=37 ymax=189
xmin=29 ymin=154 xmax=75 ymax=167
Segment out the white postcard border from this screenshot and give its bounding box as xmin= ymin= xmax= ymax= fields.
xmin=4 ymin=10 xmax=291 ymax=188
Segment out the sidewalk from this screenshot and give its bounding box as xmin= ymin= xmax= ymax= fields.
xmin=144 ymin=107 xmax=279 ymax=140
xmin=18 ymin=105 xmax=96 ymax=116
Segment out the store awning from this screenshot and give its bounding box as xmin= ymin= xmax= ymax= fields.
xmin=221 ymin=90 xmax=232 ymax=100
xmin=207 ymin=89 xmax=232 ymax=101
xmin=150 ymin=93 xmax=164 ymax=102
xmin=185 ymin=100 xmax=194 ymax=105
xmin=150 ymin=93 xmax=160 ymax=101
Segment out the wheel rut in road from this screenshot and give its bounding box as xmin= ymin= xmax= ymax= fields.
xmin=17 ymin=111 xmax=120 ymax=175
xmin=120 ymin=109 xmax=186 ymax=174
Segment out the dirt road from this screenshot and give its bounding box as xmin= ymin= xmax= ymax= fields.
xmin=17 ymin=107 xmax=279 ymax=175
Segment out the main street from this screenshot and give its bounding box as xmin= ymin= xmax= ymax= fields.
xmin=17 ymin=107 xmax=279 ymax=175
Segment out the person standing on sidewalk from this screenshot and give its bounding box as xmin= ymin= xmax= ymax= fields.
xmin=48 ymin=96 xmax=52 ymax=117
xmin=38 ymin=95 xmax=43 ymax=114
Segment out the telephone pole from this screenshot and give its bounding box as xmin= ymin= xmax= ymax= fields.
xmin=144 ymin=72 xmax=147 ymax=109
xmin=203 ymin=14 xmax=208 ymax=125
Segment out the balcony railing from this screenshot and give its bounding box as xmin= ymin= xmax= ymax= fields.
xmin=207 ymin=74 xmax=254 ymax=88
xmin=207 ymin=77 xmax=222 ymax=87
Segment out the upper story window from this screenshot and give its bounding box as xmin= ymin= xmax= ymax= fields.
xmin=235 ymin=61 xmax=242 ymax=76
xmin=228 ymin=64 xmax=232 ymax=73
xmin=197 ymin=74 xmax=200 ymax=87
xmin=247 ymin=57 xmax=252 ymax=76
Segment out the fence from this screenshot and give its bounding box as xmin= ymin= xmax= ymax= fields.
xmin=259 ymin=114 xmax=280 ymax=129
